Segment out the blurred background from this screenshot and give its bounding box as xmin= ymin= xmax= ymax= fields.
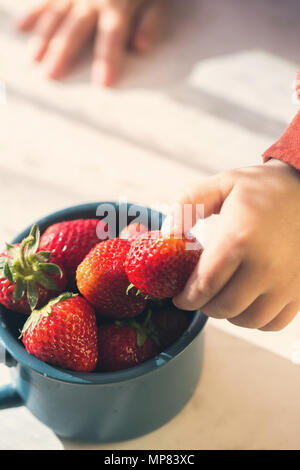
xmin=0 ymin=0 xmax=300 ymax=450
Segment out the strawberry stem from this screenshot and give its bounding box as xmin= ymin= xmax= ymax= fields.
xmin=19 ymin=236 xmax=32 ymax=271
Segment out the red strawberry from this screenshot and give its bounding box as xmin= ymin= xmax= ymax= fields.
xmin=21 ymin=293 xmax=98 ymax=372
xmin=125 ymin=231 xmax=203 ymax=299
xmin=98 ymin=313 xmax=159 ymax=371
xmin=0 ymin=225 xmax=66 ymax=314
xmin=151 ymin=306 xmax=190 ymax=350
xmin=119 ymin=223 xmax=148 ymax=242
xmin=76 ymin=238 xmax=147 ymax=318
xmin=40 ymin=219 xmax=109 ymax=281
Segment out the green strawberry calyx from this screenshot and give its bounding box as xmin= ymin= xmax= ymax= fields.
xmin=126 ymin=283 xmax=150 ymax=299
xmin=0 ymin=224 xmax=64 ymax=311
xmin=115 ymin=309 xmax=160 ymax=348
xmin=19 ymin=292 xmax=77 ymax=338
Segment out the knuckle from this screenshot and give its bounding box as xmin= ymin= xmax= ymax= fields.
xmin=178 ymin=185 xmax=198 ymax=206
xmin=230 ymin=229 xmax=252 ymax=253
xmin=202 ymin=304 xmax=231 ymax=319
xmin=201 ymin=297 xmax=234 ymax=319
xmin=50 ymin=0 xmax=67 ymax=14
xmin=101 ymin=7 xmax=124 ymax=30
xmin=53 ymin=0 xmax=68 ymax=6
xmin=72 ymin=1 xmax=97 ymax=21
xmin=102 ymin=0 xmax=133 ymax=14
xmin=106 ymin=28 xmax=124 ymax=48
xmin=198 ymin=274 xmax=218 ymax=298
xmin=220 ymin=170 xmax=235 ymax=186
xmin=99 ymin=13 xmax=125 ymax=54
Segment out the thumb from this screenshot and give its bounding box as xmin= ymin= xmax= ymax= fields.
xmin=161 ymin=173 xmax=234 ymax=237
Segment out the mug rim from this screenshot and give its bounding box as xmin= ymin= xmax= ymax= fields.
xmin=0 ymin=202 xmax=208 ymax=385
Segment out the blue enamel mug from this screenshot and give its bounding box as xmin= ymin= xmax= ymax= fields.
xmin=0 ymin=202 xmax=207 ymax=443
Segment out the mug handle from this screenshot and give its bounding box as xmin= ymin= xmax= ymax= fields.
xmin=0 ymin=340 xmax=23 ymax=409
xmin=0 ymin=385 xmax=23 ymax=410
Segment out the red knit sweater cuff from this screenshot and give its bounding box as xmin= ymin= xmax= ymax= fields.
xmin=262 ymin=111 xmax=300 ymax=171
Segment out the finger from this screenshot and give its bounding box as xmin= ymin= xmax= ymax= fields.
xmin=92 ymin=8 xmax=132 ymax=86
xmin=227 ymin=294 xmax=286 ymax=329
xmin=259 ymin=303 xmax=300 ymax=332
xmin=161 ymin=173 xmax=234 ymax=237
xmin=16 ymin=2 xmax=49 ymax=31
xmin=46 ymin=4 xmax=98 ymax=79
xmin=173 ymin=222 xmax=242 ymax=312
xmin=30 ymin=1 xmax=72 ymax=61
xmin=132 ymin=0 xmax=164 ymax=53
xmin=197 ymin=263 xmax=263 ymax=319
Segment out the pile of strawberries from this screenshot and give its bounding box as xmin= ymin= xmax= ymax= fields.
xmin=0 ymin=219 xmax=202 ymax=372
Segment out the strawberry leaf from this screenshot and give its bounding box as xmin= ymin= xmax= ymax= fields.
xmin=26 ymin=225 xmax=40 ymax=257
xmin=3 ymin=262 xmax=13 ymax=282
xmin=34 ymin=251 xmax=51 ymax=262
xmin=19 ymin=292 xmax=77 ymax=338
xmin=27 ymin=280 xmax=39 ymax=311
xmin=13 ymin=278 xmax=26 ymax=303
xmin=34 ymin=272 xmax=58 ymax=291
xmin=0 ymin=258 xmax=13 ymax=277
xmin=143 ymin=309 xmax=152 ymax=327
xmin=40 ymin=263 xmax=63 ymax=278
xmin=126 ymin=283 xmax=135 ymax=295
xmin=19 ymin=311 xmax=40 ymax=338
xmin=147 ymin=323 xmax=161 ymax=347
xmin=49 ymin=292 xmax=76 ymax=306
xmin=0 ymin=259 xmax=7 ymax=277
xmin=136 ymin=328 xmax=148 ymax=348
xmin=5 ymin=243 xmax=19 ymax=258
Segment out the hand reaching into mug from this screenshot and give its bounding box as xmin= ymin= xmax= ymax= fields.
xmin=16 ymin=0 xmax=165 ymax=86
xmin=162 ymin=159 xmax=300 ymax=331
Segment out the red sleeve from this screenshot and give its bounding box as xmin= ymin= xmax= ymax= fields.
xmin=262 ymin=69 xmax=300 ymax=171
xmin=262 ymin=111 xmax=300 ymax=171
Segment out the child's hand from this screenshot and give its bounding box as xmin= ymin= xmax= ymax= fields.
xmin=16 ymin=0 xmax=165 ymax=86
xmin=162 ymin=160 xmax=300 ymax=331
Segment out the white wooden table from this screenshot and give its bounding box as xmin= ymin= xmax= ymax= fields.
xmin=0 ymin=0 xmax=300 ymax=450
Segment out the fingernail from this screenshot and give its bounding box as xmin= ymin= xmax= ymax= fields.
xmin=173 ymin=294 xmax=197 ymax=312
xmin=16 ymin=18 xmax=26 ymax=31
xmin=47 ymin=62 xmax=61 ymax=79
xmin=172 ymin=295 xmax=189 ymax=311
xmin=29 ymin=37 xmax=43 ymax=61
xmin=92 ymin=63 xmax=112 ymax=86
xmin=172 ymin=296 xmax=181 ymax=309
